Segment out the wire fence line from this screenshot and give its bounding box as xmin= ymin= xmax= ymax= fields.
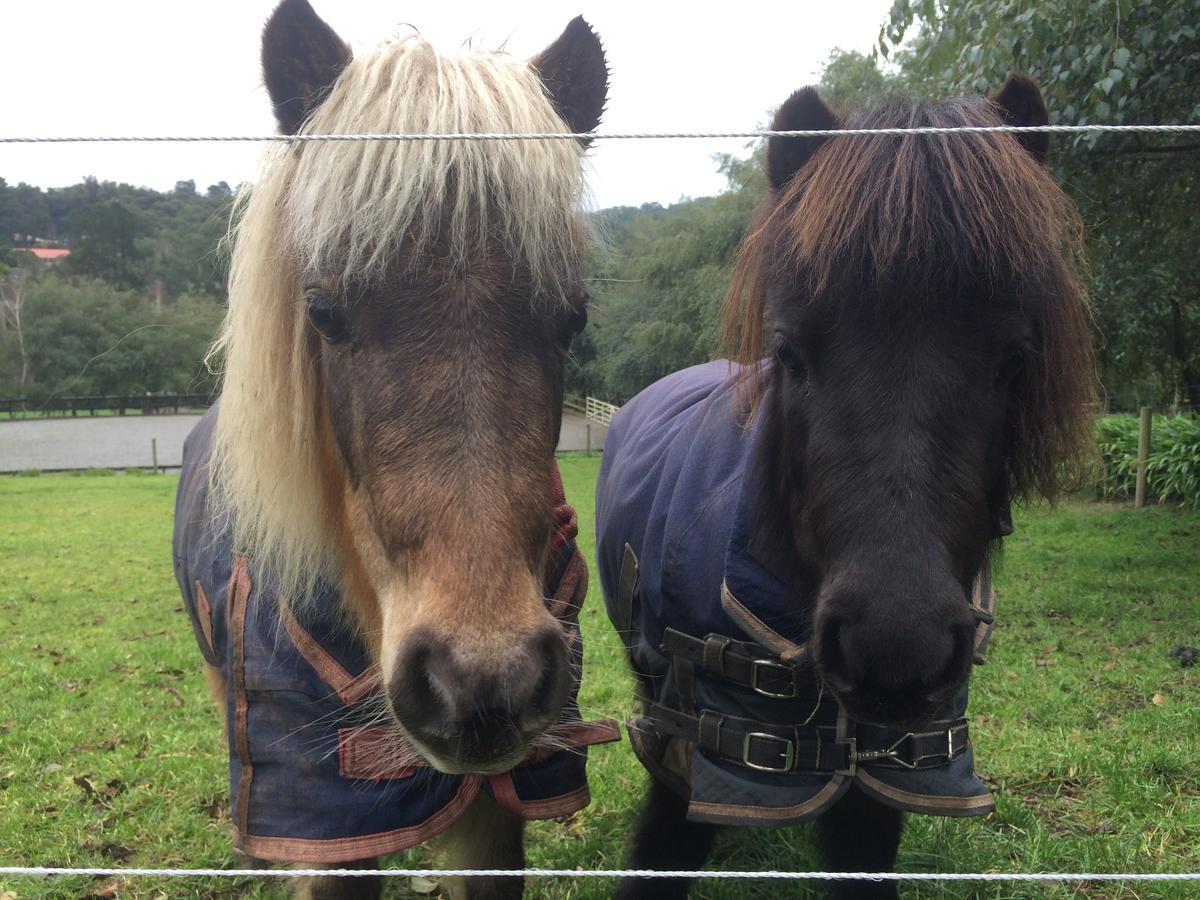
xmin=1 ymin=123 xmax=1198 ymax=144
xmin=3 ymin=867 xmax=1200 ymax=882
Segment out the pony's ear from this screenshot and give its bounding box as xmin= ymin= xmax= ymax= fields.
xmin=992 ymin=74 xmax=1050 ymax=164
xmin=530 ymin=16 xmax=608 ymax=137
xmin=261 ymin=0 xmax=352 ymax=135
xmin=766 ymin=88 xmax=840 ymax=192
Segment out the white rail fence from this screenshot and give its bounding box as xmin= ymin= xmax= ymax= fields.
xmin=585 ymin=396 xmax=620 ymax=427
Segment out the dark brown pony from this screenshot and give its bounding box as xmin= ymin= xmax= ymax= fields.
xmin=199 ymin=1 xmax=606 ymax=897
xmin=618 ymin=78 xmax=1096 ymax=898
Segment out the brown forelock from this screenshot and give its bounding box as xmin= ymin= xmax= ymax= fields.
xmin=315 ymin=244 xmax=583 ymax=642
xmin=724 ymin=95 xmax=1097 ymax=501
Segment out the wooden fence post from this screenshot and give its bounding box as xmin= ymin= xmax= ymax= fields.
xmin=151 ymin=438 xmax=159 ymax=475
xmin=1134 ymin=406 xmax=1152 ymax=508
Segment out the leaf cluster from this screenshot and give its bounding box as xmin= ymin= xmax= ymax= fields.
xmin=1094 ymin=414 xmax=1200 ymax=508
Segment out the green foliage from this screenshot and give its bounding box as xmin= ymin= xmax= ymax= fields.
xmin=0 ymin=176 xmax=231 ymax=403
xmin=1 ymin=276 xmax=223 ymax=401
xmin=578 ymin=155 xmax=765 ymax=401
xmin=1095 ymin=414 xmax=1200 ymax=507
xmin=0 ymin=175 xmax=232 ymax=298
xmin=818 ymin=49 xmax=897 ymax=113
xmin=880 ymin=0 xmax=1200 ymax=408
xmin=66 ymin=199 xmax=151 ymax=290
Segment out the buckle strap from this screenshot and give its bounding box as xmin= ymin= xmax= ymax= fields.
xmin=648 ymin=702 xmax=842 ymax=773
xmin=972 ymin=562 xmax=997 ymax=664
xmin=720 ymin=582 xmax=809 ymax=665
xmin=838 ymin=722 xmax=971 ymax=777
xmin=662 ymin=628 xmax=813 ymax=700
xmin=645 ymin=702 xmax=970 ymax=775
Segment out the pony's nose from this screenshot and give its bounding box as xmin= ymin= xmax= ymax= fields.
xmin=814 ymin=592 xmax=975 ymax=726
xmin=387 ymin=626 xmax=570 ymax=772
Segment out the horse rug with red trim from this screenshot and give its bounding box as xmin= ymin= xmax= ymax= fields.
xmin=172 ymin=404 xmax=619 ymax=864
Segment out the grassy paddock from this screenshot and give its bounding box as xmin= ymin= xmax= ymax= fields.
xmin=1 ymin=465 xmax=1198 ymax=898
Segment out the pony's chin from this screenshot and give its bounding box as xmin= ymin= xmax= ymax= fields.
xmin=831 ymin=689 xmax=946 ymax=731
xmin=410 ymin=737 xmax=528 ymax=776
xmin=423 ymin=753 xmax=527 ymax=776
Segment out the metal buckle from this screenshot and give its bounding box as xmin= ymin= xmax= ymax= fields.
xmin=941 ymin=725 xmax=967 ymax=762
xmin=742 ymin=732 xmax=795 ymax=773
xmin=750 ymin=658 xmax=798 ymax=699
xmin=835 ymin=737 xmax=857 ymax=776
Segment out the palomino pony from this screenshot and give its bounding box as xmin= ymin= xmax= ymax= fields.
xmin=172 ymin=1 xmax=615 ymax=897
xmin=596 ymin=77 xmax=1096 ymax=897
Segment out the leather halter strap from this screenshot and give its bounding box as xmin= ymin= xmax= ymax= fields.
xmin=720 ymin=562 xmax=999 ymax=668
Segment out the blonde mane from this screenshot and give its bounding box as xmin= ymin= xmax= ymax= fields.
xmin=207 ymin=37 xmax=591 ymax=606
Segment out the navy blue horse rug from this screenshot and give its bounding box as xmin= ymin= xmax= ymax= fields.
xmin=173 ymin=407 xmax=619 ymax=863
xmin=595 ymin=361 xmax=995 ymax=827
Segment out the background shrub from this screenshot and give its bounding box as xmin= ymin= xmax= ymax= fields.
xmin=1094 ymin=414 xmax=1200 ymax=509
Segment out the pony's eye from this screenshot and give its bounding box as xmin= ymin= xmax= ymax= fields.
xmin=306 ymin=293 xmax=350 ymax=344
xmin=997 ymin=350 xmax=1025 ymax=385
xmin=560 ymin=300 xmax=588 ymax=343
xmin=775 ymin=340 xmax=807 ymax=377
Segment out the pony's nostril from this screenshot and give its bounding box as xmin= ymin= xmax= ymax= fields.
xmin=813 ymin=596 xmax=976 ymax=723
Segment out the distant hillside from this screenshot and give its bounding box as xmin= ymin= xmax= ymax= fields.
xmin=0 ymin=176 xmax=232 ymax=299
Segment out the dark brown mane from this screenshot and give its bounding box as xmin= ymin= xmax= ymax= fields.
xmin=725 ymin=95 xmax=1098 ymax=501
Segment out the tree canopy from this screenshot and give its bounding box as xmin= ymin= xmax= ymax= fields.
xmin=0 ymin=177 xmax=231 ymax=400
xmin=880 ymin=0 xmax=1200 ymax=407
xmin=3 ymin=8 xmax=1195 ymax=411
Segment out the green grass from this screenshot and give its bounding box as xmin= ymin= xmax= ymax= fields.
xmin=1 ymin=468 xmax=1199 ymax=898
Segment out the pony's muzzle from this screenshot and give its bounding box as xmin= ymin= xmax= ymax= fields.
xmin=386 ymin=625 xmax=571 ymax=773
xmin=813 ymin=588 xmax=976 ymax=728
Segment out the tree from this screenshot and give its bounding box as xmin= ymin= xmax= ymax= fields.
xmin=0 ymin=267 xmax=31 ymax=393
xmin=66 ymin=200 xmax=151 ymax=290
xmin=580 ymin=155 xmax=765 ymax=401
xmin=818 ymin=49 xmax=895 ymax=113
xmin=5 ymin=276 xmax=224 ymax=400
xmin=880 ymin=0 xmax=1200 ymax=407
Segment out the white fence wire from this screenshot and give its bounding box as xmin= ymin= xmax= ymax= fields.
xmin=3 ymin=867 xmax=1200 ymax=882
xmin=0 ymin=123 xmax=1198 ymax=143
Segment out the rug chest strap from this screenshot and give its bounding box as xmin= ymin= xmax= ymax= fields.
xmin=661 ymin=628 xmax=813 ymax=700
xmin=645 ymin=701 xmax=970 ymax=775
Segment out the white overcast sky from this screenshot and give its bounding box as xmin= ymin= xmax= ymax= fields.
xmin=1 ymin=0 xmax=892 ymax=209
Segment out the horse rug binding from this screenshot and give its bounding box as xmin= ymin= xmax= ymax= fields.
xmin=173 ymin=405 xmax=620 ymax=864
xmin=595 ymin=361 xmax=996 ymax=827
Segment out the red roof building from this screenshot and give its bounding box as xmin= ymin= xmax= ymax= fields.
xmin=16 ymin=247 xmax=71 ymax=261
